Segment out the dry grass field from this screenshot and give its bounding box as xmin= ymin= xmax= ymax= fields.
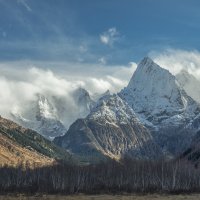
xmin=0 ymin=133 xmax=54 ymax=167
xmin=1 ymin=194 xmax=200 ymax=200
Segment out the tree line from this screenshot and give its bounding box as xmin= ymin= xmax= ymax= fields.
xmin=0 ymin=158 xmax=199 ymax=194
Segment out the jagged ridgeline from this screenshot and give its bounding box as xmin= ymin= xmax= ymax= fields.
xmin=54 ymin=57 xmax=200 ymax=163
xmin=2 ymin=57 xmax=200 ymax=165
xmin=0 ymin=116 xmax=75 ymax=167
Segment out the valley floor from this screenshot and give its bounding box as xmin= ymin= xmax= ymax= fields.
xmin=1 ymin=194 xmax=200 ymax=200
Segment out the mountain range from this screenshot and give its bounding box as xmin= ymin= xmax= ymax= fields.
xmin=2 ymin=57 xmax=200 ymax=165
xmin=0 ymin=116 xmax=75 ymax=167
xmin=55 ymin=57 xmax=200 ymax=162
xmin=11 ymin=88 xmax=95 ymax=140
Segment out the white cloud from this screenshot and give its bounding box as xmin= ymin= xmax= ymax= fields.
xmin=100 ymin=27 xmax=119 ymax=46
xmin=150 ymin=49 xmax=200 ymax=78
xmin=6 ymin=49 xmax=200 ymax=127
xmin=2 ymin=31 xmax=6 ymax=38
xmin=148 ymin=49 xmax=200 ymax=104
xmin=79 ymin=45 xmax=88 ymax=53
xmin=98 ymin=57 xmax=107 ymax=65
xmin=100 ymin=35 xmax=109 ymax=45
xmin=17 ymin=0 xmax=32 ymax=12
xmin=4 ymin=49 xmax=200 ymax=128
xmin=0 ymin=61 xmax=136 ymax=121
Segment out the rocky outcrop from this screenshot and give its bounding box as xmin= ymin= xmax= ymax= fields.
xmin=0 ymin=116 xmax=74 ymax=167
xmin=54 ymin=94 xmax=162 ymax=162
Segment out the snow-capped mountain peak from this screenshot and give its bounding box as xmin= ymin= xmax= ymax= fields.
xmin=121 ymin=58 xmax=182 ymax=112
xmin=127 ymin=57 xmax=178 ymax=97
xmin=72 ymin=87 xmax=95 ymax=116
xmin=36 ymin=94 xmax=58 ymax=120
xmin=119 ymin=57 xmax=198 ymax=125
xmin=55 ymin=93 xmax=162 ymax=162
xmin=54 ymin=57 xmax=200 ymax=161
xmin=88 ymin=94 xmax=135 ymax=124
xmin=127 ymin=56 xmax=165 ymax=88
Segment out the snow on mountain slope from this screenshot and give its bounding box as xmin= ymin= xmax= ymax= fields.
xmin=11 ymin=94 xmax=66 ymax=140
xmin=92 ymin=90 xmax=111 ymax=101
xmin=54 ymin=94 xmax=162 ymax=162
xmin=11 ymin=88 xmax=95 ymax=140
xmin=89 ymin=94 xmax=133 ymax=122
xmin=10 ymin=56 xmax=200 ymax=161
xmin=0 ymin=116 xmax=74 ymax=167
xmin=176 ymin=70 xmax=200 ymax=103
xmin=36 ymin=95 xmax=58 ymax=120
xmin=119 ymin=57 xmax=199 ymax=126
xmin=118 ymin=57 xmax=200 ymax=156
xmin=72 ymin=88 xmax=95 ymax=117
xmin=56 ymin=57 xmax=200 ymax=161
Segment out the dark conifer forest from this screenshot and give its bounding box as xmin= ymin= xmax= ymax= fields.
xmin=0 ymin=158 xmax=200 ymax=194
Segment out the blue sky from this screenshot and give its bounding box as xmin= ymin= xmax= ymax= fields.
xmin=2 ymin=0 xmax=200 ymax=120
xmin=1 ymin=0 xmax=200 ymax=65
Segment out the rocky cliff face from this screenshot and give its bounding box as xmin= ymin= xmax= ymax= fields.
xmin=9 ymin=56 xmax=200 ymax=163
xmin=55 ymin=57 xmax=200 ymax=162
xmin=119 ymin=57 xmax=200 ymax=156
xmin=11 ymin=94 xmax=67 ymax=140
xmin=54 ymin=94 xmax=162 ymax=162
xmin=119 ymin=57 xmax=198 ymax=126
xmin=11 ymin=88 xmax=95 ymax=140
xmin=0 ymin=116 xmax=74 ymax=167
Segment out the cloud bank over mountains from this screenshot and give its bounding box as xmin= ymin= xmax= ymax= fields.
xmin=0 ymin=61 xmax=136 ymax=119
xmin=1 ymin=49 xmax=200 ymax=122
xmin=151 ymin=49 xmax=200 ymax=78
